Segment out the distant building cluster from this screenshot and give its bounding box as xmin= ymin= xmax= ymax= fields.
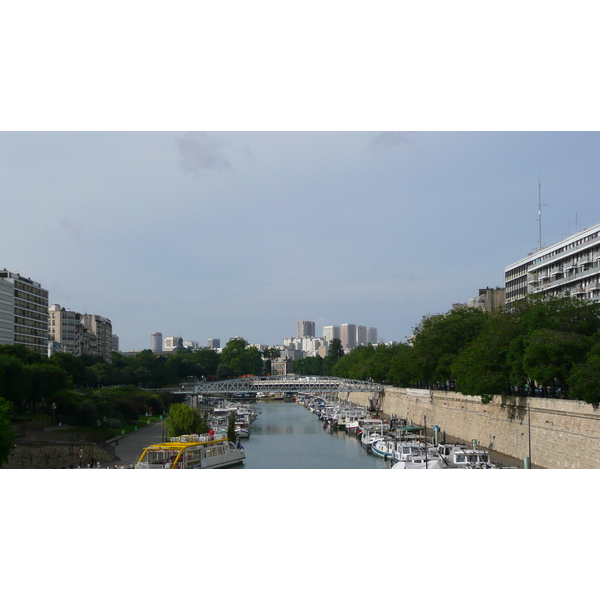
xmin=273 ymin=321 xmax=380 ymax=361
xmin=0 ymin=268 xmax=115 ymax=362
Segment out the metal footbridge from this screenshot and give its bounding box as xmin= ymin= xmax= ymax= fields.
xmin=179 ymin=375 xmax=384 ymax=396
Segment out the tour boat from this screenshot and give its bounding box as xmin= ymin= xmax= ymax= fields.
xmin=135 ymin=432 xmax=245 ymax=469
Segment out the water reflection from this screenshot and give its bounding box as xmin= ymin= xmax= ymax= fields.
xmin=240 ymin=401 xmax=387 ymax=469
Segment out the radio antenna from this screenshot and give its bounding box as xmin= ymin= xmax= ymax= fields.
xmin=537 ymin=176 xmax=547 ymax=250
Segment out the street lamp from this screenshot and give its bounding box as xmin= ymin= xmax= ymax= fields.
xmin=51 ymin=402 xmax=57 ymax=425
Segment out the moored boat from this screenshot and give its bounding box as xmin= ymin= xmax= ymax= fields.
xmin=135 ymin=432 xmax=245 ymax=469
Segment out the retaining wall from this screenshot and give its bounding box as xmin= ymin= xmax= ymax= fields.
xmin=3 ymin=442 xmax=117 ymax=469
xmin=348 ymin=388 xmax=600 ymax=469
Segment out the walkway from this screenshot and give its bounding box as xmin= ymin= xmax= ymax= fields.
xmin=105 ymin=421 xmax=166 ymax=468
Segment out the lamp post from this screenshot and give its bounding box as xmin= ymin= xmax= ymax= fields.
xmin=51 ymin=402 xmax=57 ymax=426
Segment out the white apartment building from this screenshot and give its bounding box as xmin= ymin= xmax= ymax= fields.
xmin=0 ymin=269 xmax=49 ymax=355
xmin=49 ymin=304 xmax=85 ymax=355
xmin=207 ymin=338 xmax=220 ymax=349
xmin=322 ymin=326 xmax=340 ymax=343
xmin=164 ymin=336 xmax=183 ymax=351
xmin=505 ymin=223 xmax=600 ymax=307
xmin=81 ymin=314 xmax=113 ymax=363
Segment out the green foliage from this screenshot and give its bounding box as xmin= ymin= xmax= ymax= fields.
xmin=567 ymin=350 xmax=600 ymax=405
xmin=227 ymin=411 xmax=237 ymax=442
xmin=0 ymin=397 xmax=15 ymax=467
xmin=322 ymin=338 xmax=344 ymax=375
xmin=410 ymin=307 xmax=490 ymax=385
xmin=166 ymin=403 xmax=207 ymax=437
xmin=294 ymin=355 xmax=324 ymax=375
xmin=219 ymin=339 xmax=263 ymax=377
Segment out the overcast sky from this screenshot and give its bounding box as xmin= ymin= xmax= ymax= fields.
xmin=3 ymin=4 xmax=600 ymax=354
xmin=2 ymin=131 xmax=600 ymax=351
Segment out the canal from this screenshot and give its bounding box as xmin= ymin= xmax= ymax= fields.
xmin=236 ymin=401 xmax=389 ymax=469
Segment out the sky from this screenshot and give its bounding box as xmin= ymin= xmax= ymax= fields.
xmin=2 ymin=131 xmax=600 ymax=351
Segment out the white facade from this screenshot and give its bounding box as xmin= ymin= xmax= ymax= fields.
xmin=81 ymin=313 xmax=113 ymax=363
xmin=164 ymin=336 xmax=183 ymax=351
xmin=322 ymin=326 xmax=340 ymax=342
xmin=151 ymin=332 xmax=163 ymax=352
xmin=0 ymin=277 xmax=13 ymax=346
xmin=207 ymin=338 xmax=220 ymax=349
xmin=0 ymin=269 xmax=49 ymax=355
xmin=505 ymin=223 xmax=600 ymax=306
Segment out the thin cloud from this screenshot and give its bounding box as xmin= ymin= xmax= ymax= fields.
xmin=370 ymin=131 xmax=411 ymax=152
xmin=174 ymin=132 xmax=231 ymax=175
xmin=60 ymin=219 xmax=85 ymax=245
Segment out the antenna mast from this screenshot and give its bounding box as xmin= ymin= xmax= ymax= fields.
xmin=537 ymin=176 xmax=547 ymax=251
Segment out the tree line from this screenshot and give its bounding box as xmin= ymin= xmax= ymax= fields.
xmin=0 ymin=337 xmax=281 ymax=464
xmin=296 ymin=297 xmax=600 ymax=405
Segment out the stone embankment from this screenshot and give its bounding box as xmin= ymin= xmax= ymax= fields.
xmin=348 ymin=387 xmax=600 ymax=469
xmin=4 ymin=441 xmax=117 ymax=469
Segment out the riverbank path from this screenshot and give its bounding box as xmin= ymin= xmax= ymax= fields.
xmin=107 ymin=421 xmax=166 ymax=468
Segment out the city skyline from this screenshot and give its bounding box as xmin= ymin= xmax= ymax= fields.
xmin=4 ymin=132 xmax=600 ymax=352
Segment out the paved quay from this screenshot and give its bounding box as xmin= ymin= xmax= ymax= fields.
xmin=104 ymin=421 xmax=166 ymax=468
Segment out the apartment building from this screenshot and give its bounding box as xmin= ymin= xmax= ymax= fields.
xmin=81 ymin=314 xmax=113 ymax=363
xmin=297 ymin=321 xmax=315 ymax=338
xmin=322 ymin=326 xmax=340 ymax=343
xmin=0 ymin=269 xmax=49 ymax=355
xmin=340 ymin=324 xmax=357 ymax=349
xmin=48 ymin=304 xmax=85 ymax=355
xmin=164 ymin=336 xmax=183 ymax=351
xmin=505 ymin=223 xmax=600 ymax=307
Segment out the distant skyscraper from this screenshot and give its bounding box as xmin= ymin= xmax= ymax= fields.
xmin=151 ymin=332 xmax=163 ymax=352
xmin=357 ymin=325 xmax=367 ymax=346
xmin=340 ymin=324 xmax=357 ymax=349
xmin=367 ymin=327 xmax=378 ymax=344
xmin=297 ymin=321 xmax=315 ymax=338
xmin=322 ymin=325 xmax=340 ymax=343
xmin=208 ymin=338 xmax=220 ymax=349
xmin=112 ymin=335 xmax=120 ymax=352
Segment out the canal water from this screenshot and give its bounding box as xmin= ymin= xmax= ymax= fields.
xmin=236 ymin=401 xmax=389 ymax=469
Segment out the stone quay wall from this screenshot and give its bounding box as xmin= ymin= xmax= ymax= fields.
xmin=3 ymin=442 xmax=117 ymax=469
xmin=348 ymin=387 xmax=600 ymax=469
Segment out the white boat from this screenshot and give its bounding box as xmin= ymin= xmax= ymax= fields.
xmin=135 ymin=432 xmax=245 ymax=469
xmin=388 ymin=442 xmax=441 ymax=464
xmin=438 ymin=443 xmax=495 ymax=468
xmin=392 ymin=454 xmax=447 ymax=469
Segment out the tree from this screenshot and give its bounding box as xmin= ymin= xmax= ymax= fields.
xmin=0 ymin=397 xmax=15 ymax=467
xmin=567 ymin=346 xmax=600 ymax=405
xmin=166 ymin=403 xmax=207 ymax=437
xmin=522 ymin=329 xmax=591 ymax=392
xmin=220 ymin=338 xmax=263 ymax=376
xmin=322 ymin=338 xmax=344 ymax=375
xmin=227 ymin=410 xmax=237 ymax=442
xmin=410 ymin=307 xmax=490 ymax=387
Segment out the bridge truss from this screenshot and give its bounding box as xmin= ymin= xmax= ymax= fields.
xmin=180 ymin=375 xmax=384 ymax=396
